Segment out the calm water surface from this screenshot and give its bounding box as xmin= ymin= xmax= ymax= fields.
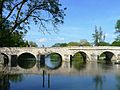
xmin=1 ymin=56 xmax=120 ymax=90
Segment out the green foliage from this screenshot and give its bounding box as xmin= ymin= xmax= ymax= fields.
xmin=52 ymin=43 xmax=67 ymax=47
xmin=98 ymin=42 xmax=110 ymax=46
xmin=72 ymin=53 xmax=83 ymax=61
xmin=115 ymin=20 xmax=120 ymax=43
xmin=0 ymin=0 xmax=65 ymax=47
xmin=111 ymin=40 xmax=120 ymax=46
xmin=1 ymin=0 xmax=65 ymax=32
xmin=115 ymin=20 xmax=120 ymax=33
xmin=0 ymin=29 xmax=25 ymax=47
xmin=72 ymin=53 xmax=86 ymax=70
xmin=50 ymin=53 xmax=61 ymax=61
xmin=28 ymin=41 xmax=38 ymax=47
xmin=52 ymin=39 xmax=91 ymax=47
xmin=67 ymin=42 xmax=80 ymax=46
xmin=79 ymin=39 xmax=91 ymax=46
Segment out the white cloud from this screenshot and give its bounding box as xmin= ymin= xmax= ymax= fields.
xmin=38 ymin=37 xmax=64 ymax=43
xmin=49 ymin=37 xmax=65 ymax=42
xmin=39 ymin=38 xmax=47 ymax=43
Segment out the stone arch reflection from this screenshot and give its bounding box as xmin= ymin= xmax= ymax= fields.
xmin=45 ymin=53 xmax=62 ymax=69
xmin=17 ymin=52 xmax=36 ymax=69
xmin=0 ymin=53 xmax=9 ymax=66
xmin=98 ymin=51 xmax=116 ymax=64
xmin=71 ymin=51 xmax=88 ymax=70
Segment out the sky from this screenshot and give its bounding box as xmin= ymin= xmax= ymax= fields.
xmin=25 ymin=0 xmax=120 ymax=47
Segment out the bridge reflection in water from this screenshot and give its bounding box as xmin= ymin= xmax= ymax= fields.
xmin=1 ymin=54 xmax=120 ymax=90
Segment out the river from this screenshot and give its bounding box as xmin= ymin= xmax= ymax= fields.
xmin=1 ymin=54 xmax=120 ymax=90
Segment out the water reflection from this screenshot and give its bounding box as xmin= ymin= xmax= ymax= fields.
xmin=98 ymin=63 xmax=113 ymax=70
xmin=18 ymin=60 xmax=36 ymax=69
xmin=71 ymin=59 xmax=86 ymax=71
xmin=1 ymin=63 xmax=120 ymax=90
xmin=93 ymin=75 xmax=104 ymax=90
xmin=45 ymin=53 xmax=62 ymax=69
xmin=2 ymin=53 xmax=120 ymax=90
xmin=71 ymin=52 xmax=86 ymax=70
xmin=17 ymin=53 xmax=36 ymax=69
xmin=9 ymin=74 xmax=24 ymax=83
xmin=0 ymin=74 xmax=9 ymax=90
xmin=116 ymin=75 xmax=120 ymax=90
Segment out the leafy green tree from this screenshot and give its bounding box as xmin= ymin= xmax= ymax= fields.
xmin=115 ymin=20 xmax=120 ymax=33
xmin=67 ymin=42 xmax=80 ymax=46
xmin=79 ymin=39 xmax=91 ymax=46
xmin=52 ymin=43 xmax=67 ymax=47
xmin=92 ymin=26 xmax=105 ymax=46
xmin=111 ymin=40 xmax=120 ymax=46
xmin=0 ymin=0 xmax=65 ymax=47
xmin=114 ymin=20 xmax=120 ymax=42
xmin=98 ymin=41 xmax=110 ymax=46
xmin=28 ymin=41 xmax=38 ymax=47
xmin=0 ymin=27 xmax=26 ymax=47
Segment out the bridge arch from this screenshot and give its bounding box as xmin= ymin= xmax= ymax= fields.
xmin=99 ymin=51 xmax=117 ymax=62
xmin=0 ymin=53 xmax=9 ymax=66
xmin=72 ymin=51 xmax=90 ymax=62
xmin=45 ymin=52 xmax=62 ymax=69
xmin=17 ymin=52 xmax=37 ymax=69
xmin=17 ymin=52 xmax=37 ymax=60
xmin=46 ymin=52 xmax=63 ymax=60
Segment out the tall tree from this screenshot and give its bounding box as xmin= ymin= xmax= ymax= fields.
xmin=0 ymin=0 xmax=66 ymax=47
xmin=92 ymin=26 xmax=105 ymax=46
xmin=115 ymin=20 xmax=120 ymax=33
xmin=115 ymin=20 xmax=120 ymax=41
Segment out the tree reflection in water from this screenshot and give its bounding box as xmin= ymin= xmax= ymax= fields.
xmin=0 ymin=74 xmax=10 ymax=90
xmin=116 ymin=75 xmax=120 ymax=90
xmin=17 ymin=53 xmax=36 ymax=69
xmin=9 ymin=74 xmax=24 ymax=83
xmin=93 ymin=75 xmax=104 ymax=90
xmin=71 ymin=53 xmax=86 ymax=70
xmin=0 ymin=73 xmax=24 ymax=90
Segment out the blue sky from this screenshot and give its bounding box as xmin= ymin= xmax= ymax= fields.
xmin=25 ymin=0 xmax=120 ymax=47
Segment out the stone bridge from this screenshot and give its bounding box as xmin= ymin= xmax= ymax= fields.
xmin=0 ymin=46 xmax=120 ymax=66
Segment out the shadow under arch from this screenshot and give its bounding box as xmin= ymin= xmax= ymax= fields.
xmin=0 ymin=53 xmax=9 ymax=66
xmin=99 ymin=51 xmax=116 ymax=63
xmin=17 ymin=52 xmax=36 ymax=69
xmin=45 ymin=52 xmax=62 ymax=70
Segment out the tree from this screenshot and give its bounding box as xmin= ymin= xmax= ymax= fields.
xmin=115 ymin=20 xmax=120 ymax=42
xmin=0 ymin=0 xmax=66 ymax=46
xmin=52 ymin=43 xmax=67 ymax=47
xmin=115 ymin=20 xmax=120 ymax=33
xmin=0 ymin=19 xmax=28 ymax=47
xmin=92 ymin=26 xmax=105 ymax=46
xmin=79 ymin=39 xmax=91 ymax=46
xmin=67 ymin=42 xmax=79 ymax=46
xmin=111 ymin=40 xmax=120 ymax=46
xmin=28 ymin=41 xmax=38 ymax=47
xmin=98 ymin=42 xmax=110 ymax=46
